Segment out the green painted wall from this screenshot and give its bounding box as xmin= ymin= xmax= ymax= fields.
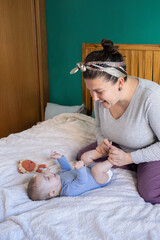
xmin=45 ymin=0 xmax=160 ymax=106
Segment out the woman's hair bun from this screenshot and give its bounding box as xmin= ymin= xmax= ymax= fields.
xmin=101 ymin=38 xmax=118 ymax=54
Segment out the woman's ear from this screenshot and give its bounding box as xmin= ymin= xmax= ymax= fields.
xmin=118 ymin=77 xmax=124 ymax=89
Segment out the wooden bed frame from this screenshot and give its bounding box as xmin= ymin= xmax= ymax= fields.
xmin=82 ymin=43 xmax=160 ymax=115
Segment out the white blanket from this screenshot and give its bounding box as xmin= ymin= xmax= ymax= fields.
xmin=0 ymin=113 xmax=160 ymax=240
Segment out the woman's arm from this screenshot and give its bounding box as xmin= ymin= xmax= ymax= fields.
xmin=108 ymin=88 xmax=160 ymax=166
xmin=94 ymin=101 xmax=111 ymax=154
xmin=94 ymin=101 xmax=104 ymax=144
xmin=131 ymin=89 xmax=160 ymax=164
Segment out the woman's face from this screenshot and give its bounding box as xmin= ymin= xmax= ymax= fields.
xmin=84 ymin=77 xmax=121 ymax=109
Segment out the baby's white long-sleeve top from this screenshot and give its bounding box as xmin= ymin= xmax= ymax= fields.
xmin=94 ymin=77 xmax=160 ymax=164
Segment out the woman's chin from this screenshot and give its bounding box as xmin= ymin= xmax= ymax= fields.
xmin=101 ymin=101 xmax=111 ymax=108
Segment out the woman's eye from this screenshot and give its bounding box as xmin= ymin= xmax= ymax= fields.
xmin=97 ymin=91 xmax=103 ymax=94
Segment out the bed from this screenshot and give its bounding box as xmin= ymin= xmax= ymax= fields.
xmin=1 ymin=43 xmax=160 ymax=240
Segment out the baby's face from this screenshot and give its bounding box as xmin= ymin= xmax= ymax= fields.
xmin=35 ymin=171 xmax=61 ymax=197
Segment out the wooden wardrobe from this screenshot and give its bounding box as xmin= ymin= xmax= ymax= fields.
xmin=0 ymin=0 xmax=49 ymax=138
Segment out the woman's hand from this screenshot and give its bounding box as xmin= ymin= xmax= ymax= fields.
xmin=108 ymin=145 xmax=133 ymax=166
xmin=96 ymin=139 xmax=112 ymax=155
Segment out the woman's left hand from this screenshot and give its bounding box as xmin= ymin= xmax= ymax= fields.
xmin=108 ymin=145 xmax=133 ymax=166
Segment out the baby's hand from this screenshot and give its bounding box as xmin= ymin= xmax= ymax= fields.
xmin=73 ymin=160 xmax=85 ymax=170
xmin=50 ymin=151 xmax=62 ymax=159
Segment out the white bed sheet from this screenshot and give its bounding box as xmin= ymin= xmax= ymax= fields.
xmin=0 ymin=113 xmax=160 ymax=240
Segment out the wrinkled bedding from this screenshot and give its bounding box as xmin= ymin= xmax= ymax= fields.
xmin=0 ymin=113 xmax=160 ymax=240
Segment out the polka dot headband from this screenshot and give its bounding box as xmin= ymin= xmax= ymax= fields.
xmin=70 ymin=61 xmax=127 ymax=78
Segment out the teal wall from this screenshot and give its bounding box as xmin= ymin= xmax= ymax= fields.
xmin=45 ymin=0 xmax=160 ymax=106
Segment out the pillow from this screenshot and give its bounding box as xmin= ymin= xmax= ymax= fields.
xmin=45 ymin=103 xmax=86 ymax=120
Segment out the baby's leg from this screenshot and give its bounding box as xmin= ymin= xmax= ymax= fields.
xmin=91 ymin=160 xmax=113 ymax=184
xmin=81 ymin=149 xmax=106 ymax=166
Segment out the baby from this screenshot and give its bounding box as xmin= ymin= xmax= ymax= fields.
xmin=27 ymin=149 xmax=113 ymax=201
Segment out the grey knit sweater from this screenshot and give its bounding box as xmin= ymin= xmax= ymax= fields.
xmin=94 ymin=77 xmax=160 ymax=164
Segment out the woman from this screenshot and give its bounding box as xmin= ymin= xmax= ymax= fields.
xmin=70 ymin=39 xmax=160 ymax=204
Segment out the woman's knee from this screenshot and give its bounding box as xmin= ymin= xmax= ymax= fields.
xmin=138 ymin=183 xmax=160 ymax=204
xmin=137 ymin=161 xmax=160 ymax=204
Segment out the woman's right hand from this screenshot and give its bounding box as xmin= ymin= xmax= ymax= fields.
xmin=96 ymin=139 xmax=112 ymax=155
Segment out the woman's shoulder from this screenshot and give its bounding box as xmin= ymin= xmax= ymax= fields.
xmin=136 ymin=78 xmax=160 ymax=111
xmin=139 ymin=77 xmax=160 ymax=92
xmin=138 ymin=77 xmax=160 ymax=98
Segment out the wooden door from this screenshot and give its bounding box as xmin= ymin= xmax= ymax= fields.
xmin=0 ymin=0 xmax=49 ymax=138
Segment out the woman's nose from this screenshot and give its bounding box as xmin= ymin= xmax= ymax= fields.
xmin=91 ymin=92 xmax=99 ymax=101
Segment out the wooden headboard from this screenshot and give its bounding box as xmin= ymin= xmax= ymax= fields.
xmin=82 ymin=43 xmax=160 ymax=115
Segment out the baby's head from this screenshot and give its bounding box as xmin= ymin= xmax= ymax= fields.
xmin=27 ymin=171 xmax=61 ymax=201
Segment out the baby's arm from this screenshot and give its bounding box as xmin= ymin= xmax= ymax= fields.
xmin=72 ymin=161 xmax=88 ymax=184
xmin=50 ymin=151 xmax=71 ymax=171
